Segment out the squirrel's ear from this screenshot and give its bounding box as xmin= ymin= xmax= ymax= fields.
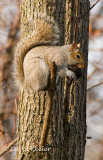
xmin=77 ymin=43 xmax=81 ymax=48
xmin=69 ymin=42 xmax=77 ymax=51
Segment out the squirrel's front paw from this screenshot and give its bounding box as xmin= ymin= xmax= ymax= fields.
xmin=67 ymin=70 xmax=77 ymax=80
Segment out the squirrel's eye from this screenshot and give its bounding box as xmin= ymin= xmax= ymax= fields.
xmin=75 ymin=54 xmax=80 ymax=59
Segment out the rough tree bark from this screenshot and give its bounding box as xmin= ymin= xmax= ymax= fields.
xmin=16 ymin=0 xmax=90 ymax=160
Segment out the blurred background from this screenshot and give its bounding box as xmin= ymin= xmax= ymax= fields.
xmin=0 ymin=0 xmax=103 ymax=159
xmin=86 ymin=0 xmax=103 ymax=159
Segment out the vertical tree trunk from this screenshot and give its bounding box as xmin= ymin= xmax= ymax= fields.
xmin=16 ymin=0 xmax=89 ymax=160
xmin=63 ymin=1 xmax=90 ymax=159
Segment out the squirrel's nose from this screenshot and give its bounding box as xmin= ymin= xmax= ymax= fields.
xmin=77 ymin=63 xmax=85 ymax=69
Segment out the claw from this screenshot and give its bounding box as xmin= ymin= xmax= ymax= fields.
xmin=68 ymin=71 xmax=77 ymax=80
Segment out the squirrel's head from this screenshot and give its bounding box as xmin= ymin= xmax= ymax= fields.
xmin=69 ymin=43 xmax=85 ymax=69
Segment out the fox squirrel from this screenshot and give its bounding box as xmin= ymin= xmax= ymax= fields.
xmin=14 ymin=16 xmax=85 ymax=91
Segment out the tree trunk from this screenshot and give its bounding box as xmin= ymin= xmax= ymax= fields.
xmin=16 ymin=0 xmax=90 ymax=160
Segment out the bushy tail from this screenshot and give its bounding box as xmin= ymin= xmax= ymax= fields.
xmin=14 ymin=16 xmax=60 ymax=87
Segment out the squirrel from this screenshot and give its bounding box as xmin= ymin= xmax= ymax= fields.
xmin=14 ymin=16 xmax=85 ymax=92
xmin=14 ymin=15 xmax=85 ymax=147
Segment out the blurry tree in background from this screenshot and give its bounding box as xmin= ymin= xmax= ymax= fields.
xmin=0 ymin=0 xmax=20 ymax=159
xmin=0 ymin=0 xmax=103 ymax=160
xmin=85 ymin=0 xmax=103 ymax=160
